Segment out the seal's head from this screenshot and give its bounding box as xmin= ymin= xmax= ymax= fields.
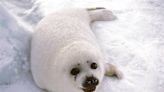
xmin=54 ymin=41 xmax=105 ymax=92
xmin=69 ymin=61 xmax=104 ymax=92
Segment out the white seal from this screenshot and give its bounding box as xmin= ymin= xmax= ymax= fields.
xmin=31 ymin=8 xmax=122 ymax=92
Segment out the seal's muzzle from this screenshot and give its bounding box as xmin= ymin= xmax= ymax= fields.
xmin=82 ymin=76 xmax=99 ymax=92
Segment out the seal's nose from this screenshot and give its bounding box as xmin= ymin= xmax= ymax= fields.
xmin=83 ymin=76 xmax=99 ymax=87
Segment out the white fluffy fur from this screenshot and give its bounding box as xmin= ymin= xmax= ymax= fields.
xmin=31 ymin=8 xmax=118 ymax=92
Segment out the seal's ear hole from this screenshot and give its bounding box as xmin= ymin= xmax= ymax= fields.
xmin=90 ymin=62 xmax=98 ymax=69
xmin=70 ymin=67 xmax=80 ymax=76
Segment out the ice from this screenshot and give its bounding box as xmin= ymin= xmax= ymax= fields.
xmin=0 ymin=0 xmax=164 ymax=92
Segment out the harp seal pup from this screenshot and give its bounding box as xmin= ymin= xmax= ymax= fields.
xmin=31 ymin=8 xmax=123 ymax=92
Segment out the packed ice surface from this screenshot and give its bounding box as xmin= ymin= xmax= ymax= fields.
xmin=0 ymin=0 xmax=164 ymax=92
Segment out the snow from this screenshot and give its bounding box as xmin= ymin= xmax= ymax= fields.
xmin=0 ymin=0 xmax=164 ymax=92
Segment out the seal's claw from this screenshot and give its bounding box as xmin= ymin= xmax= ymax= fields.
xmin=87 ymin=7 xmax=105 ymax=11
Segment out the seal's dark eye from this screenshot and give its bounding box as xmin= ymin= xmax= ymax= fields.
xmin=90 ymin=62 xmax=97 ymax=69
xmin=70 ymin=68 xmax=80 ymax=75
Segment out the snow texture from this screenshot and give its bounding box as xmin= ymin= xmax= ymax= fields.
xmin=0 ymin=0 xmax=164 ymax=92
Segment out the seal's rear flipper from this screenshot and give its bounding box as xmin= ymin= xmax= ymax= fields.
xmin=87 ymin=7 xmax=116 ymax=22
xmin=105 ymin=63 xmax=123 ymax=79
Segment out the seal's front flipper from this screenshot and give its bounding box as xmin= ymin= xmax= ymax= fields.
xmin=105 ymin=63 xmax=123 ymax=79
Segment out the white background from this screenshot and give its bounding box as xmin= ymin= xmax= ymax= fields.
xmin=0 ymin=0 xmax=164 ymax=92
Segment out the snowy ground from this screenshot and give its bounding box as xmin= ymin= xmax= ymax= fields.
xmin=0 ymin=0 xmax=164 ymax=92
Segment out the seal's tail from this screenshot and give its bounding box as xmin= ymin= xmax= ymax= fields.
xmin=87 ymin=7 xmax=116 ymax=22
